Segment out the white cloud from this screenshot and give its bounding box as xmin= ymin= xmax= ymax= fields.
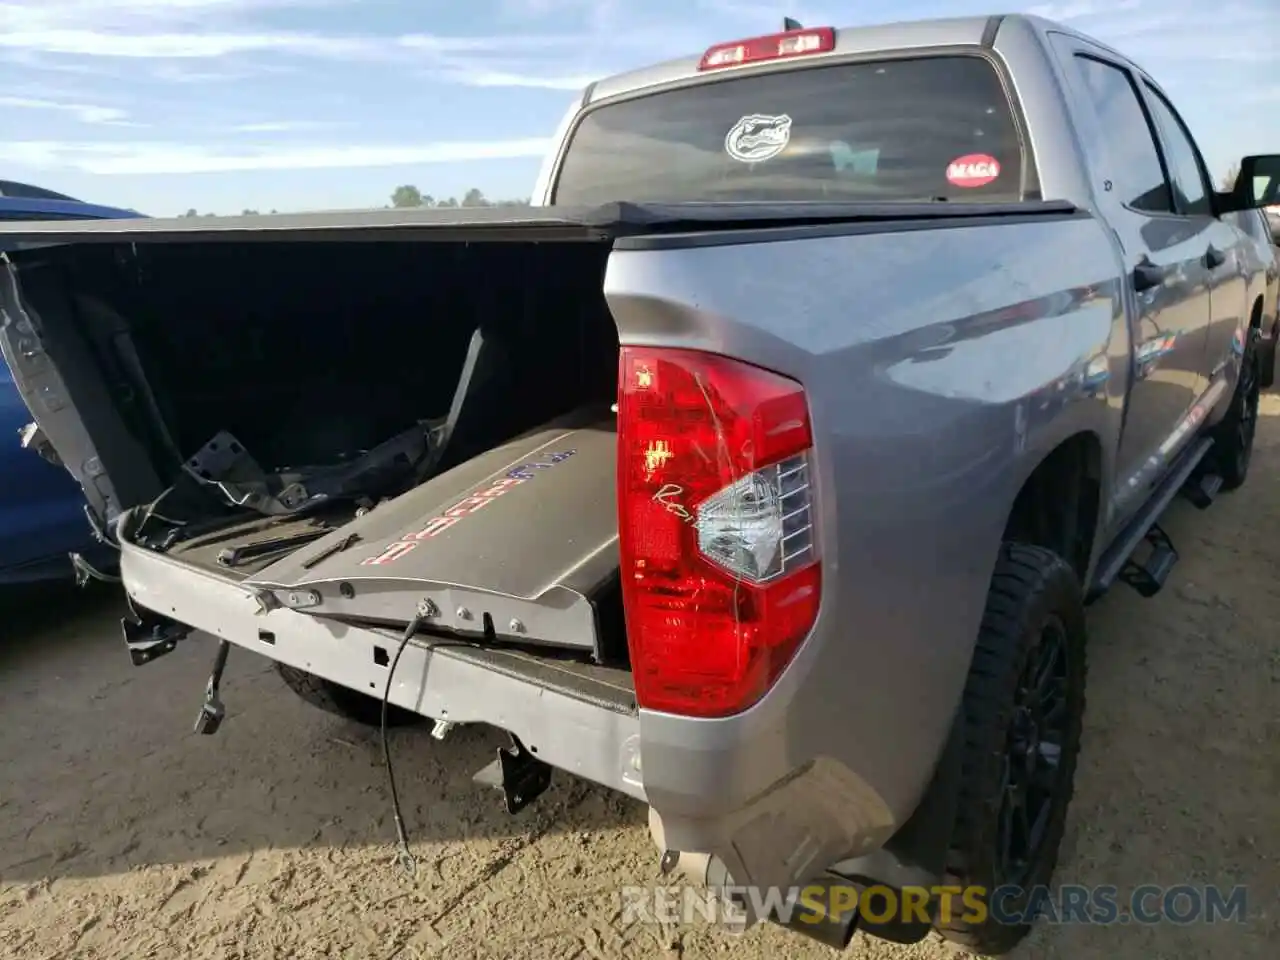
xmin=497 ymin=0 xmax=625 ymax=34
xmin=438 ymin=67 xmax=599 ymax=90
xmin=395 ymin=33 xmax=582 ymax=54
xmin=1026 ymin=1 xmax=1121 ymax=19
xmin=229 ymin=120 xmax=337 ymax=132
xmin=695 ymin=0 xmax=806 ymax=21
xmin=0 ymin=48 xmax=119 ymax=76
xmin=0 ymin=138 xmax=553 ymax=174
xmin=1022 ymin=0 xmax=1275 ymax=63
xmin=0 ymin=94 xmax=134 ymax=125
xmin=0 ymin=29 xmax=374 ymax=59
xmin=0 ymin=1 xmax=584 ymax=62
xmin=147 ymin=60 xmax=295 ymax=82
xmin=0 ymin=27 xmax=592 ymax=67
xmin=0 ymin=0 xmax=640 ymax=64
xmin=0 ymin=0 xmax=330 ymax=30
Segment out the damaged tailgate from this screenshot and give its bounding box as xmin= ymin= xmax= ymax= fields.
xmin=241 ymin=407 xmax=618 ymax=656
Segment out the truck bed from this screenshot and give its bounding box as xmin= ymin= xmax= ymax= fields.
xmin=125 ymin=407 xmax=623 ymax=661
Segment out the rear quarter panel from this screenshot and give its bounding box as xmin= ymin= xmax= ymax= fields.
xmin=605 ymin=212 xmax=1128 ymax=883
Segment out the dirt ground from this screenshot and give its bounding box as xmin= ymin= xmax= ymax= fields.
xmin=2 ymin=397 xmax=1279 ymax=960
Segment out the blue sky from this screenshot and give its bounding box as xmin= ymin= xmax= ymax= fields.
xmin=0 ymin=0 xmax=1275 ymax=216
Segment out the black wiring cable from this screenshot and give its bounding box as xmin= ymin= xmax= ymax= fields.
xmin=381 ymin=613 xmax=487 ymax=879
xmin=382 ymin=614 xmax=424 ymax=878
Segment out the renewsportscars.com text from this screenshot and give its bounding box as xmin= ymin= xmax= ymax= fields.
xmin=620 ymin=883 xmax=1248 ymax=929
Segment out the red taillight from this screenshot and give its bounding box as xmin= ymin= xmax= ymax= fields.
xmin=698 ymin=27 xmax=835 ymax=71
xmin=616 ymin=347 xmax=821 ymax=718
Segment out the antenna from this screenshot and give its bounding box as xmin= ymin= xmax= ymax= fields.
xmin=783 ymin=16 xmax=803 ymax=30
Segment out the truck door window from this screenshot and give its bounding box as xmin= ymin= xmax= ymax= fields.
xmin=1256 ymin=176 xmax=1280 ymax=206
xmin=552 ymin=55 xmax=1028 ymax=205
xmin=1071 ymin=55 xmax=1173 ymax=214
xmin=1141 ymin=84 xmax=1213 ymax=217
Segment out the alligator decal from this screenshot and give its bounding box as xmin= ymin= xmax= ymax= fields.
xmin=725 ymin=113 xmax=793 ymax=163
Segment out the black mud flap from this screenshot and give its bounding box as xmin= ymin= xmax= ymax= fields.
xmin=798 ymin=709 xmax=965 ymax=948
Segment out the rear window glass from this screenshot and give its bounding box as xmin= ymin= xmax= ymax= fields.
xmin=553 ymin=55 xmax=1027 ymax=205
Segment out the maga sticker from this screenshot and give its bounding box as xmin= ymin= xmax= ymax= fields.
xmin=946 ymin=154 xmax=1001 ymax=188
xmin=725 ymin=113 xmax=792 ymax=163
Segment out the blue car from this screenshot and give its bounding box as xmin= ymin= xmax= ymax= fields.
xmin=0 ymin=180 xmax=144 ymax=585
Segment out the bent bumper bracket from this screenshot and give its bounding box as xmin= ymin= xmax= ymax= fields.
xmin=121 ymin=594 xmax=192 ymax=666
xmin=474 ymin=734 xmax=554 ymax=814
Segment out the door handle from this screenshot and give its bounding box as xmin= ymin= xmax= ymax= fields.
xmin=1205 ymin=245 xmax=1226 ymax=269
xmin=1133 ymin=257 xmax=1167 ymax=292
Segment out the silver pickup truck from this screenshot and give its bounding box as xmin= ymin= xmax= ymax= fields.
xmin=1 ymin=12 xmax=1277 ymax=955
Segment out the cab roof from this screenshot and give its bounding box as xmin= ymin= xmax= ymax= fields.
xmin=584 ymin=13 xmax=1104 ymax=104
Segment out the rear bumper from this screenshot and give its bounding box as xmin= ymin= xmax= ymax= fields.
xmin=118 ymin=537 xmax=646 ymax=802
xmin=117 ymin=533 xmax=935 ymax=907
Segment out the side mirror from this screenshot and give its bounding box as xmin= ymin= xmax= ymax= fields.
xmin=1224 ymin=154 xmax=1280 ymax=211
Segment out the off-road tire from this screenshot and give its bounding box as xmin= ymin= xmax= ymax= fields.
xmin=1210 ymin=330 xmax=1261 ymax=490
xmin=275 ymin=662 xmax=423 ymax=728
xmin=935 ymin=544 xmax=1087 ymax=955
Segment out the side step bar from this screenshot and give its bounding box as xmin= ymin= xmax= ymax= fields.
xmin=1118 ymin=524 xmax=1178 ymax=598
xmin=1088 ymin=437 xmax=1214 ymax=602
xmin=1181 ymin=471 xmax=1223 ymax=511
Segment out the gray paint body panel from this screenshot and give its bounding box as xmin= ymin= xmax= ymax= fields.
xmin=603 ymin=213 xmax=1127 ymax=880
xmin=586 ymin=15 xmax=992 ymax=104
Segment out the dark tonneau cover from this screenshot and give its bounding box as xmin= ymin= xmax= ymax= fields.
xmin=0 ymin=200 xmax=1081 ymax=245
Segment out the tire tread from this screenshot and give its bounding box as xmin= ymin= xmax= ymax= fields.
xmin=275 ymin=662 xmax=423 ymax=728
xmin=934 ymin=543 xmax=1088 ymax=955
